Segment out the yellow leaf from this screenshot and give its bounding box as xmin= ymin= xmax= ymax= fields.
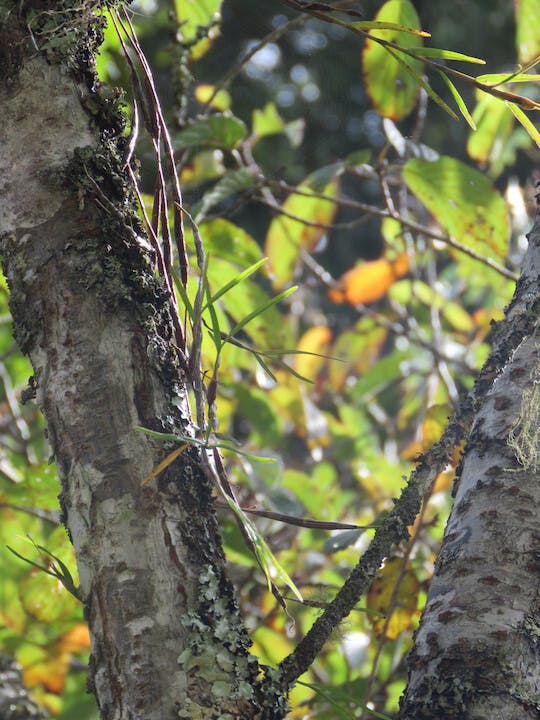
xmin=294 ymin=326 xmax=332 ymax=381
xmin=194 ymin=84 xmax=231 ymax=111
xmin=33 ymin=689 xmax=63 ymax=715
xmin=401 ymin=403 xmax=450 ymax=459
xmin=265 ymin=177 xmax=339 ymax=289
xmin=20 ymin=646 xmax=70 ymax=694
xmin=472 ymin=307 xmax=504 ymax=341
xmin=367 ymin=557 xmax=420 ymax=639
xmin=329 ymin=254 xmax=409 ymax=305
xmin=421 ymin=403 xmax=450 ymax=449
xmin=141 ymin=443 xmax=189 ymax=485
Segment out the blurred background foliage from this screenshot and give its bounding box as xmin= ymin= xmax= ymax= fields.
xmin=1 ymin=0 xmax=539 ymax=717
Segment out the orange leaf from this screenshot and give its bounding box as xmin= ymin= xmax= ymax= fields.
xmin=433 ymin=440 xmax=466 ymax=493
xmin=433 ymin=465 xmax=456 ymax=493
xmin=22 ymin=650 xmax=70 ymax=694
xmin=57 ymin=622 xmax=91 ymax=653
xmin=329 ymin=253 xmax=409 ymax=305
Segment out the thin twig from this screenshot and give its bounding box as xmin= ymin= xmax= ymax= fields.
xmin=0 ymin=502 xmax=60 ymax=525
xmin=215 ymin=500 xmax=374 ymax=530
xmin=121 ymin=9 xmax=189 ymax=283
xmin=0 ymin=362 xmax=30 ymax=444
xmin=258 ymin=197 xmax=370 ymax=232
xmin=299 ymin=250 xmax=476 ymax=374
xmin=274 ymin=202 xmax=540 ymax=691
xmin=201 ymin=15 xmax=307 ymax=116
xmin=267 ymin=179 xmax=518 ymax=280
xmin=111 ymin=9 xmax=188 ymax=354
xmin=279 ymin=0 xmax=540 ymax=110
xmin=276 ymin=410 xmax=467 ymax=689
xmin=359 ymin=501 xmax=430 ymax=718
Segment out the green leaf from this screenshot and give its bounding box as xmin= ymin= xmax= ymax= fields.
xmin=8 ymin=531 xmax=81 ymax=614
xmin=224 ymin=494 xmax=303 ymax=601
xmin=299 ymin=680 xmax=392 ymax=720
xmin=206 ymin=274 xmax=286 ymax=349
xmin=204 ymin=276 xmax=222 ymax=353
xmin=515 ymin=0 xmax=540 ymax=64
xmin=221 ymin=520 xmax=259 ymax=568
xmin=252 ymin=352 xmax=277 ymax=383
xmin=284 ymin=118 xmax=305 ymax=147
xmin=352 ymin=20 xmax=429 ymax=37
xmin=265 ymin=174 xmax=339 ymax=289
xmin=135 ymin=426 xmax=279 ymax=465
xmin=475 ymin=73 xmax=540 ymax=84
xmin=7 ymin=544 xmax=57 ymax=579
xmin=172 ymin=270 xmax=195 ymax=322
xmin=180 ymin=149 xmax=226 ymax=189
xmin=438 ymin=71 xmax=476 ymax=130
xmin=327 ymin=318 xmax=387 ymax=392
xmin=135 ymin=426 xmax=181 ymax=443
xmin=400 ymin=280 xmax=474 ymax=332
xmin=194 ymin=168 xmax=255 ymax=222
xmin=298 ymin=680 xmax=356 ymax=720
xmin=345 ymin=149 xmax=372 ymax=167
xmin=386 ymin=47 xmax=458 ymax=120
xmin=215 ymin=444 xmax=278 ymax=463
xmin=306 ymin=162 xmax=345 ymax=192
xmin=324 ymin=528 xmax=365 ymax=554
xmin=351 ymin=350 xmax=412 ymax=401
xmin=252 ymin=102 xmax=286 ymax=140
xmin=3 ymin=462 xmax=60 ymax=510
xmin=176 ymin=115 xmax=247 ymax=150
xmin=95 ymin=9 xmax=122 ymax=82
xmin=403 ymin=156 xmax=510 ymax=258
xmin=362 ymin=0 xmax=424 ymax=119
xmin=205 ymin=258 xmax=289 ymax=348
xmin=269 ymin=356 xmax=315 ymax=385
xmin=173 ymin=0 xmax=223 ymax=60
xmin=205 ymin=258 xmax=267 ymax=309
xmin=227 ymin=286 xmax=297 ymax=340
xmin=200 ymin=219 xmax=262 ymax=266
xmin=412 ymin=47 xmax=485 ymax=64
xmin=506 ymin=101 xmax=540 ymax=148
xmin=467 ymin=92 xmax=514 ymax=164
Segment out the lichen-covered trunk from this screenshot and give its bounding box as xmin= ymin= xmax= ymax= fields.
xmin=0 ymin=6 xmax=276 ymax=719
xmin=399 ymin=206 xmax=540 ymax=719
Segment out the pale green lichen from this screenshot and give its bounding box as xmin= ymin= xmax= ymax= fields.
xmin=177 ymin=700 xmax=206 ymax=720
xmin=177 ymin=565 xmax=257 ymax=717
xmin=507 ymin=347 xmax=540 ymax=471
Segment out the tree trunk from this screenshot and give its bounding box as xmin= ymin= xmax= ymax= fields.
xmin=0 ymin=6 xmax=283 ymax=719
xmin=399 ymin=204 xmax=540 ymax=719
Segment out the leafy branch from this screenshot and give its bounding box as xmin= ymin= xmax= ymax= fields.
xmin=280 ymin=0 xmax=540 ymax=144
xmin=7 ymin=537 xmax=82 ymax=601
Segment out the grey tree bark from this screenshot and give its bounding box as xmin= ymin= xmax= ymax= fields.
xmin=399 ymin=203 xmax=540 ymax=719
xmin=0 ymin=4 xmax=284 ymax=719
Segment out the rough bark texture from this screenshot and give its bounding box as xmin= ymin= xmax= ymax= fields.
xmin=0 ymin=4 xmax=284 ymax=719
xmin=399 ymin=205 xmax=540 ymax=719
